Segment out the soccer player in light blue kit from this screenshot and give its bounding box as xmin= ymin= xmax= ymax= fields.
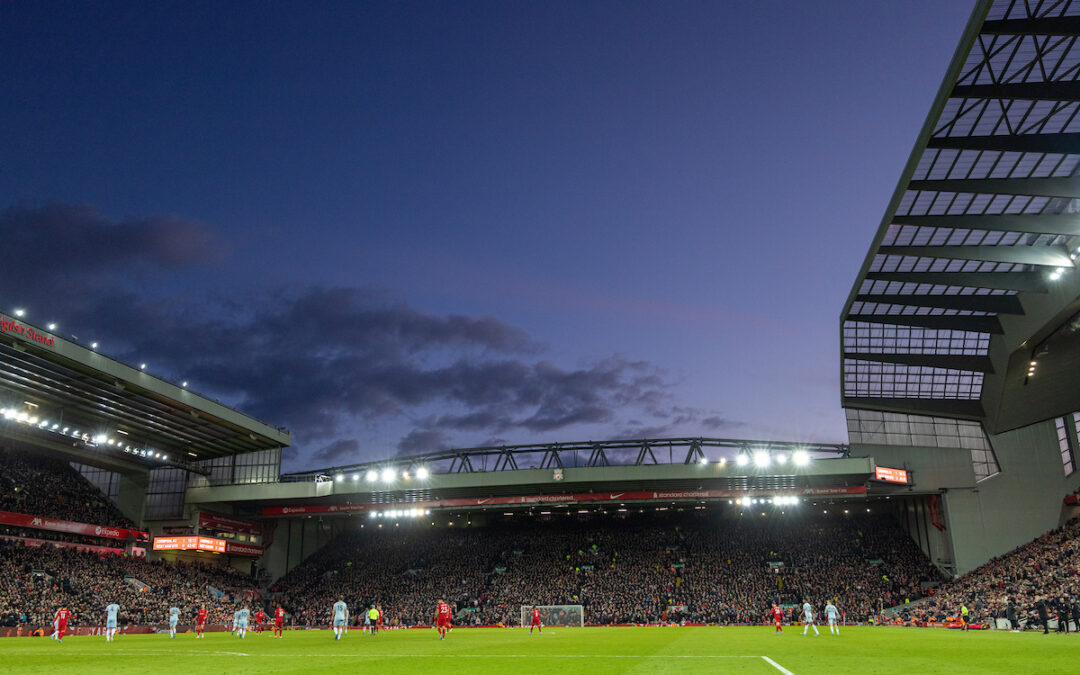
xmin=232 ymin=609 xmax=240 ymax=636
xmin=825 ymin=601 xmax=840 ymax=635
xmin=802 ymin=599 xmax=819 ymax=636
xmin=105 ymin=603 xmax=120 ymax=642
xmin=168 ymin=607 xmax=180 ymax=638
xmin=332 ymin=598 xmax=349 ymax=641
xmin=237 ymin=607 xmax=250 ymax=639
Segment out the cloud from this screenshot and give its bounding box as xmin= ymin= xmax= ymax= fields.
xmin=0 ymin=203 xmax=741 ymax=469
xmin=312 ymin=439 xmax=361 ymax=464
xmin=397 ymin=429 xmax=449 ymax=455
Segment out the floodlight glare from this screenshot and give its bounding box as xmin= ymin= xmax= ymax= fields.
xmin=753 ymin=451 xmax=771 ymax=468
xmin=735 ymin=454 xmax=750 ymax=467
xmin=381 ymin=468 xmax=395 ymax=482
xmin=13 ymin=309 xmax=24 ymax=317
xmin=47 ymin=323 xmax=56 ymax=331
xmin=699 ymin=456 xmax=708 ymax=465
xmin=793 ymin=450 xmax=810 ymax=466
xmin=416 ymin=467 xmax=430 ymax=480
xmin=90 ymin=342 xmax=98 ymax=349
xmin=335 ymin=474 xmax=344 ymax=482
xmin=366 ymin=470 xmax=378 ymax=482
xmin=352 ymin=474 xmax=359 ymax=481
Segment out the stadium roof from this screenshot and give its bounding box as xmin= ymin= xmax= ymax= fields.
xmin=841 ymin=0 xmax=1080 ymax=432
xmin=0 ymin=311 xmax=291 ymax=465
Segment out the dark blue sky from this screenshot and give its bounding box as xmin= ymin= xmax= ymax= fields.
xmin=0 ymin=1 xmax=975 ymax=470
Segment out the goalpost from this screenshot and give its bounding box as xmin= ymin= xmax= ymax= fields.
xmin=520 ymin=605 xmax=585 ymax=628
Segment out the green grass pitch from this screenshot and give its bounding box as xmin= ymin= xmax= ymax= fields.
xmin=3 ymin=626 xmax=1076 ymax=674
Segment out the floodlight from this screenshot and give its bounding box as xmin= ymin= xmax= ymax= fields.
xmin=352 ymin=474 xmax=359 ymax=481
xmin=735 ymin=454 xmax=749 ymax=467
xmin=793 ymin=450 xmax=810 ymax=466
xmin=366 ymin=470 xmax=378 ymax=482
xmin=47 ymin=323 xmax=56 ymax=331
xmin=335 ymin=475 xmax=344 ymax=482
xmin=381 ymin=468 xmax=395 ymax=482
xmin=13 ymin=309 xmax=24 ymax=317
xmin=90 ymin=342 xmax=98 ymax=349
xmin=140 ymin=363 xmax=147 ymax=370
xmin=416 ymin=467 xmax=430 ymax=480
xmin=699 ymin=456 xmax=708 ymax=465
xmin=753 ymin=451 xmax=770 ymax=468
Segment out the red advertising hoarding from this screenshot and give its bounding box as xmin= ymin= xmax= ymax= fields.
xmin=261 ymin=485 xmax=869 ymax=516
xmin=0 ymin=534 xmax=124 ymax=556
xmin=874 ymin=466 xmax=910 ymax=484
xmin=0 ymin=510 xmax=149 ymax=542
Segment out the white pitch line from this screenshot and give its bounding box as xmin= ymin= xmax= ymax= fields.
xmin=761 ymin=655 xmax=796 ymax=675
xmin=26 ymin=652 xmax=769 ymax=659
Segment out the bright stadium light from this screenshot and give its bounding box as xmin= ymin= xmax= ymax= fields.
xmin=90 ymin=342 xmax=98 ymax=349
xmin=47 ymin=323 xmax=56 ymax=331
xmin=416 ymin=466 xmax=430 ymax=480
xmin=162 ymin=454 xmax=168 ymax=461
xmin=94 ymin=434 xmax=107 ymax=443
xmin=699 ymin=456 xmax=708 ymax=465
xmin=735 ymin=454 xmax=749 ymax=467
xmin=140 ymin=363 xmax=147 ymax=370
xmin=352 ymin=474 xmax=359 ymax=481
xmin=793 ymin=450 xmax=810 ymax=466
xmin=774 ymin=452 xmax=788 ymax=464
xmin=753 ymin=451 xmax=771 ymax=468
xmin=182 ymin=381 xmax=188 ymax=388
xmin=381 ymin=468 xmax=395 ymax=482
xmin=366 ymin=470 xmax=378 ymax=482
xmin=13 ymin=309 xmax=24 ymax=317
xmin=369 ymin=511 xmax=377 ymax=519
xmin=335 ymin=474 xmax=344 ymax=482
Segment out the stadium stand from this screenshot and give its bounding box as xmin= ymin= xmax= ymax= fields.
xmin=902 ymin=517 xmax=1080 ymax=631
xmin=0 ymin=446 xmax=135 ymax=530
xmin=0 ymin=540 xmax=259 ymax=629
xmin=273 ymin=511 xmax=941 ymax=627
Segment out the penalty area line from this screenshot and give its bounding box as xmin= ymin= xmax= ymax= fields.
xmin=761 ymin=655 xmax=795 ymax=675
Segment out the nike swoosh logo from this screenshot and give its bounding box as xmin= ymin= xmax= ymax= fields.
xmin=610 ymin=493 xmax=624 ymax=499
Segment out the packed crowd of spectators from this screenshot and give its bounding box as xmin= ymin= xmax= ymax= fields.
xmin=274 ymin=510 xmax=942 ymax=626
xmin=0 ymin=447 xmax=136 ymax=529
xmin=0 ymin=540 xmax=259 ymax=628
xmin=902 ymin=517 xmax=1080 ymax=630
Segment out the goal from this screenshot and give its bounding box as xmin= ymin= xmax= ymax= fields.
xmin=520 ymin=604 xmax=584 ymax=628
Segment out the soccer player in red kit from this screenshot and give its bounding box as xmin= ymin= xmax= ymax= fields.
xmin=51 ymin=607 xmax=72 ymax=643
xmin=529 ymin=606 xmax=542 ymax=634
xmin=772 ymin=604 xmax=784 ymax=634
xmin=255 ymin=609 xmax=266 ymax=634
xmin=274 ymin=606 xmax=285 ymax=639
xmin=435 ymin=599 xmax=452 ymax=640
xmin=196 ymin=606 xmax=208 ymax=638
xmin=376 ymin=603 xmax=384 ymax=632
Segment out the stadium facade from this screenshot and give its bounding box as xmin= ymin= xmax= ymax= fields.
xmin=2 ymin=0 xmax=1080 ymax=586
xmin=841 ymin=0 xmax=1080 ymax=576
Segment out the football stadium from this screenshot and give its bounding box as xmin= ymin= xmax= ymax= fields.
xmin=6 ymin=0 xmax=1080 ymax=673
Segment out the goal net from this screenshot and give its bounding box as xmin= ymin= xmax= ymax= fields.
xmin=520 ymin=605 xmax=584 ymax=628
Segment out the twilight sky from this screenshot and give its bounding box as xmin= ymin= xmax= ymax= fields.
xmin=0 ymin=1 xmax=975 ymax=471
